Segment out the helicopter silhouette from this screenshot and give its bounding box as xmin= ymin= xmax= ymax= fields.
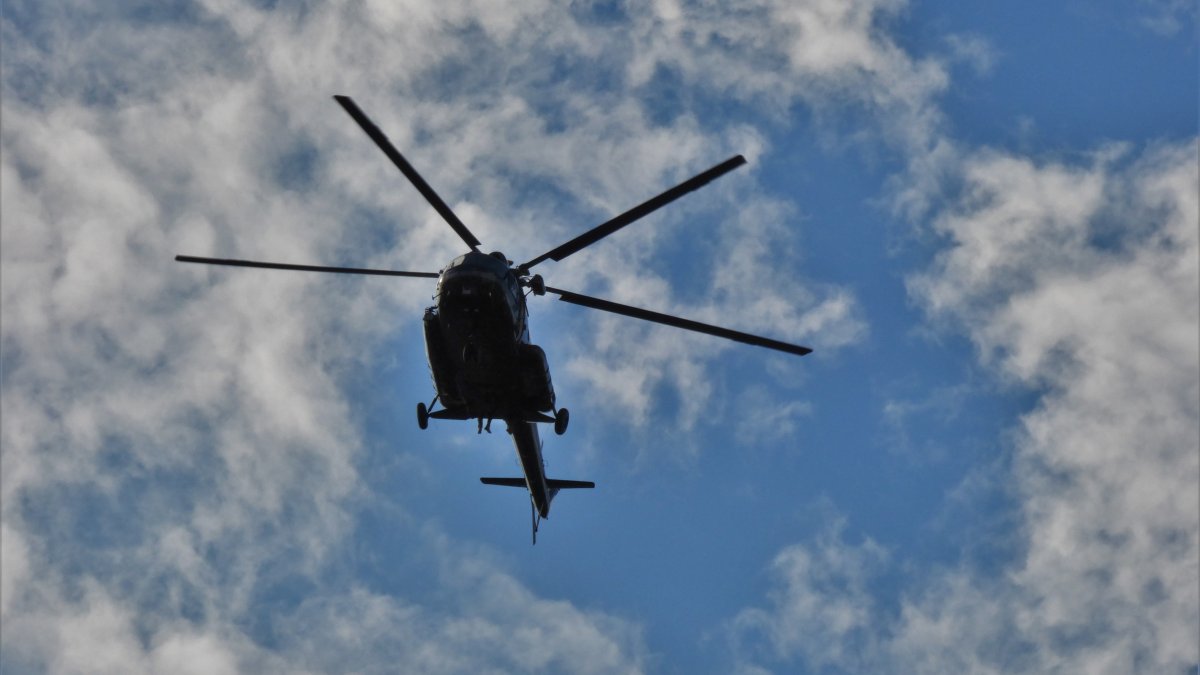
xmin=177 ymin=95 xmax=811 ymax=543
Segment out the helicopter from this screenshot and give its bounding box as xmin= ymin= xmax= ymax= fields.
xmin=177 ymin=95 xmax=812 ymax=543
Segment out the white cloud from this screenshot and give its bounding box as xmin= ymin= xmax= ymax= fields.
xmin=879 ymin=381 xmax=979 ymax=461
xmin=731 ymin=519 xmax=887 ymax=672
xmin=913 ymin=140 xmax=1199 ymax=672
xmin=1137 ymin=0 xmax=1198 ymax=35
xmin=943 ymin=34 xmax=998 ymax=76
xmin=273 ymin=550 xmax=648 ymax=674
xmin=733 ymin=386 xmax=814 ymax=446
xmin=733 ymin=140 xmax=1199 ymax=672
xmin=625 ymin=0 xmax=946 ymax=115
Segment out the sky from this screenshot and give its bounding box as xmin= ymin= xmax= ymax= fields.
xmin=1 ymin=1 xmax=1196 ymax=673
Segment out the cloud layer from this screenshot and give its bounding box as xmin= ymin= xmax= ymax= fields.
xmin=3 ymin=0 xmax=1195 ymax=673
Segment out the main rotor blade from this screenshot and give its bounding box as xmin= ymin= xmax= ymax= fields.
xmin=176 ymin=255 xmax=440 ymax=278
xmin=333 ymin=95 xmax=482 ymax=250
xmin=545 ymin=286 xmax=812 ymax=357
xmin=520 ymin=155 xmax=747 ymax=272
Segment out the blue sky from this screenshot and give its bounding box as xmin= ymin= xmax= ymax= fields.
xmin=1 ymin=1 xmax=1196 ymax=673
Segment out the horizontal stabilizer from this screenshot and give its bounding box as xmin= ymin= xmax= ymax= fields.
xmin=547 ymin=479 xmax=595 ymax=490
xmin=479 ymin=478 xmax=595 ymax=490
xmin=480 ymin=477 xmax=527 ymax=488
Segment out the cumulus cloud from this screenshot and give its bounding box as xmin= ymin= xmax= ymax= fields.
xmin=907 ymin=140 xmax=1199 ymax=672
xmin=273 ymin=548 xmax=648 ymax=674
xmin=624 ymin=0 xmax=947 ymax=122
xmin=1137 ymin=0 xmax=1198 ymax=35
xmin=733 ymin=141 xmax=1199 ymax=673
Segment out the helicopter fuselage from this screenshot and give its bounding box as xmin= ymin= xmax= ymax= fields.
xmin=422 ymin=250 xmax=560 ymax=517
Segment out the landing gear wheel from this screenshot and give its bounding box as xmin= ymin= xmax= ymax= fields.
xmin=554 ymin=407 xmax=569 ymax=436
xmin=417 ymin=402 xmax=429 ymax=430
